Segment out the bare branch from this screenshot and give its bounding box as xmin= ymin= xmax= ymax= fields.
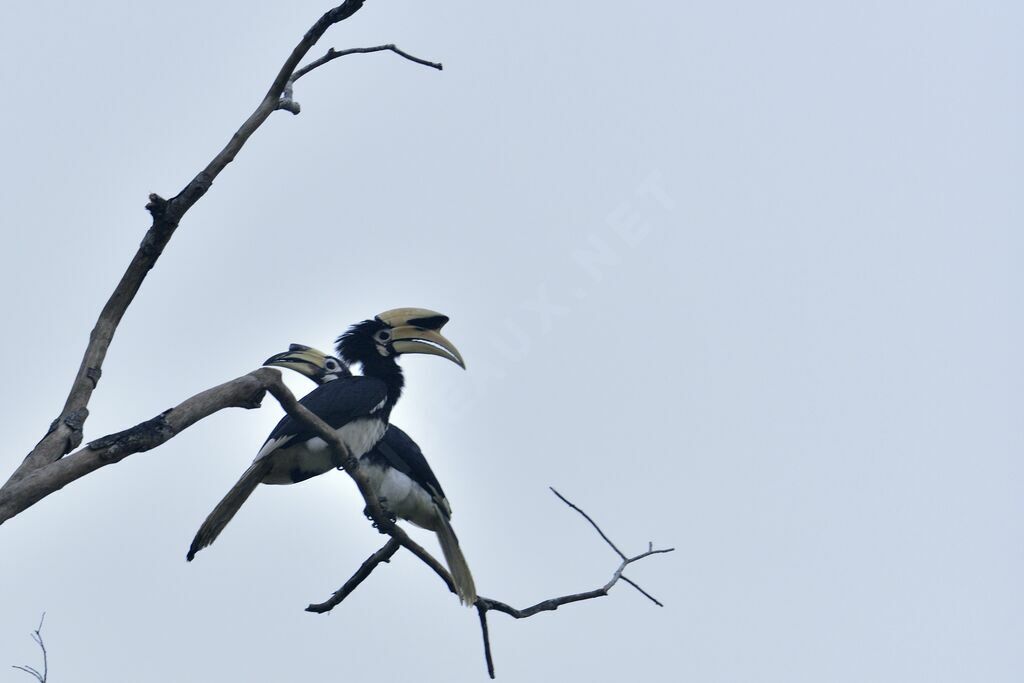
xmin=279 ymin=43 xmax=442 ymax=113
xmin=6 ymin=0 xmax=369 ymax=484
xmin=0 ymin=362 xmax=457 ymax=604
xmin=0 ymin=369 xmax=278 ymax=525
xmin=476 ymin=604 xmax=496 ymax=679
xmin=469 ymin=491 xmax=673 ymax=677
xmin=10 ymin=667 xmax=42 ymax=683
xmin=549 ymin=486 xmax=627 ymax=560
xmin=620 ymin=574 xmax=665 ymax=607
xmin=306 ymin=538 xmax=401 ymax=613
xmin=292 ymin=44 xmax=442 ymax=83
xmin=307 ymin=487 xmax=672 ymax=678
xmin=12 ymin=613 xmax=47 ymax=682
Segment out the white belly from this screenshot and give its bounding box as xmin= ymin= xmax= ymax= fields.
xmin=363 ymin=463 xmax=440 ymax=530
xmin=262 ymin=418 xmax=387 ymax=485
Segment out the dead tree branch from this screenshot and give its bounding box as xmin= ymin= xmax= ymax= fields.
xmin=293 ymin=44 xmax=442 ymax=82
xmin=11 ymin=613 xmax=48 ymax=683
xmin=306 ymin=538 xmax=402 ymax=613
xmin=0 ymin=369 xmax=278 ymax=524
xmin=6 ymin=0 xmax=367 ymax=483
xmin=473 ymin=489 xmax=674 ymax=678
xmin=0 ymin=360 xmax=456 ymax=603
xmin=307 ymin=487 xmax=674 ymax=679
xmin=280 ymin=44 xmax=441 ymax=114
xmin=0 ymin=1 xmax=440 ymax=524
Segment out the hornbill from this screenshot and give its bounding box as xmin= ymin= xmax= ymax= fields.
xmin=186 ymin=308 xmax=473 ymax=602
xmin=262 ymin=343 xmax=476 ymax=605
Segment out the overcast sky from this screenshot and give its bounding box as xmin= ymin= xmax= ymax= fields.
xmin=1 ymin=1 xmax=1021 ymax=681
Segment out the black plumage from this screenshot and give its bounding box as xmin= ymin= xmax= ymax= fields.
xmin=258 ymin=342 xmax=475 ymax=604
xmin=336 ymin=318 xmax=406 ymax=404
xmin=365 ymin=425 xmax=450 ymax=514
xmin=260 ymin=376 xmax=389 ymax=452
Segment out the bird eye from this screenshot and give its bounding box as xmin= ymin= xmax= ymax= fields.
xmin=374 ymin=330 xmax=392 ymax=343
xmin=325 ymin=360 xmax=339 ymax=371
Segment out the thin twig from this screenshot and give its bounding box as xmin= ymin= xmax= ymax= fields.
xmin=476 ymin=604 xmax=496 ymax=679
xmin=549 ymin=486 xmax=627 ymax=560
xmin=280 ymin=44 xmax=441 ymax=114
xmin=292 ymin=44 xmax=442 ymax=82
xmin=471 ymin=490 xmax=674 ymax=676
xmin=306 ymin=538 xmax=401 ymax=613
xmin=620 ymin=574 xmax=665 ymax=607
xmin=12 ymin=613 xmax=47 ymax=682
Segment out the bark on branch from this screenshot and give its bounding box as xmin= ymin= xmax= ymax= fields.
xmin=0 ymin=369 xmax=279 ymax=524
xmin=0 ymin=364 xmax=456 ymax=604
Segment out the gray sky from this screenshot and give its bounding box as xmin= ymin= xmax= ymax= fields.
xmin=1 ymin=1 xmax=1021 ymax=681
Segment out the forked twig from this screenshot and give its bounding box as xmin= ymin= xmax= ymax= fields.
xmin=307 ymin=488 xmax=673 ymax=679
xmin=12 ymin=613 xmax=48 ymax=682
xmin=473 ymin=489 xmax=674 ymax=677
xmin=279 ymin=44 xmax=442 ymax=114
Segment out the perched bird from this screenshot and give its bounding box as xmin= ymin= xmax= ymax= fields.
xmin=263 ymin=343 xmax=476 ymax=605
xmin=187 ymin=308 xmax=463 ymax=564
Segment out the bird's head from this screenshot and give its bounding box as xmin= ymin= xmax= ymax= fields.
xmin=335 ymin=307 xmax=465 ymax=372
xmin=263 ymin=343 xmax=350 ymax=384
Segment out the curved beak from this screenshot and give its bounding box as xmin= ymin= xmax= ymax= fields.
xmin=375 ymin=308 xmax=465 ymax=369
xmin=376 ymin=307 xmax=451 ymax=331
xmin=391 ymin=326 xmax=466 ymax=369
xmin=263 ymin=344 xmax=330 ymax=379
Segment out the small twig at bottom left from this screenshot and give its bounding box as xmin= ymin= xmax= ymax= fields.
xmin=12 ymin=613 xmax=48 ymax=682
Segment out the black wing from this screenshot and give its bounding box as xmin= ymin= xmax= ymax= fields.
xmin=366 ymin=425 xmax=450 ymax=515
xmin=257 ymin=376 xmax=388 ymax=456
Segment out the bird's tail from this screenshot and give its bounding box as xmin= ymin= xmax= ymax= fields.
xmin=434 ymin=506 xmax=477 ymax=606
xmin=187 ymin=460 xmax=270 ymax=562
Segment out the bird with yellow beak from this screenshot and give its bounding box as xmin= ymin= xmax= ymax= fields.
xmin=250 ymin=342 xmax=476 ymax=605
xmin=186 ymin=309 xmax=465 ymax=572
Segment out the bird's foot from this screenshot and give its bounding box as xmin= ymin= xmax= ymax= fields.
xmin=378 ymin=497 xmax=398 ymax=524
xmin=365 ymin=497 xmax=398 ymax=530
